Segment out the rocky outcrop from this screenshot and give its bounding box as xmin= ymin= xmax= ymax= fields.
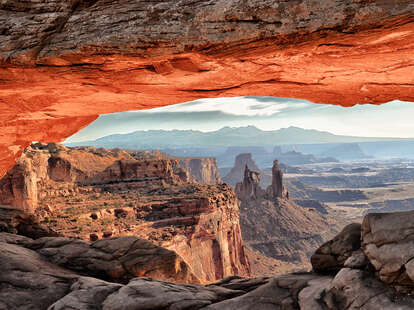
xmin=178 ymin=158 xmax=222 ymax=184
xmin=362 ymin=211 xmax=414 ymax=291
xmin=223 ymin=153 xmax=262 ymax=186
xmin=0 ymin=143 xmax=250 ymax=283
xmin=4 ymin=225 xmax=414 ymax=310
xmin=0 ymin=143 xmax=187 ymax=211
xmin=311 ymin=223 xmax=362 ymax=274
xmin=22 ymin=234 xmax=199 ymax=284
xmin=235 ymin=160 xmax=335 ymax=267
xmin=99 ymin=158 xmax=189 ymax=184
xmin=234 ymin=165 xmax=264 ymax=201
xmin=0 ymin=205 xmax=58 ymax=239
xmin=313 ymin=209 xmax=414 ymax=293
xmin=267 ymin=160 xmax=288 ymax=199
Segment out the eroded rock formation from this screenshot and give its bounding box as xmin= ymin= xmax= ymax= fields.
xmin=235 ymin=160 xmax=335 ymax=267
xmin=223 ymin=153 xmax=262 ymax=186
xmin=234 ymin=165 xmax=263 ymax=201
xmin=268 ymin=160 xmax=288 ymax=199
xmin=1 ymin=0 xmax=413 ymax=178
xmin=362 ymin=211 xmax=414 ymax=291
xmin=311 ymin=223 xmax=362 ymax=274
xmin=0 ymin=143 xmax=250 ymax=283
xmin=178 ymin=158 xmax=222 ymax=184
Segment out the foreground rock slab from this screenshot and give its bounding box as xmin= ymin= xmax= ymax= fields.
xmin=0 ymin=232 xmax=199 ymax=285
xmin=3 ymin=228 xmax=414 ymax=310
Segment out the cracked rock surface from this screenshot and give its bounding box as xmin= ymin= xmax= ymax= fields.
xmin=3 ymin=214 xmax=414 ymax=310
xmin=362 ymin=211 xmax=414 ymax=291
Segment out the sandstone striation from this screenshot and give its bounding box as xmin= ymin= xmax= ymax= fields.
xmin=235 ymin=160 xmax=335 ymax=268
xmin=178 ymin=157 xmax=222 ymax=184
xmin=1 ymin=1 xmax=413 ymax=178
xmin=0 ymin=143 xmax=250 ymax=283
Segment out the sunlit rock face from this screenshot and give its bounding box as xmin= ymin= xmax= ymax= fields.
xmin=1 ymin=0 xmax=414 ymax=177
xmin=0 ymin=143 xmax=251 ymax=282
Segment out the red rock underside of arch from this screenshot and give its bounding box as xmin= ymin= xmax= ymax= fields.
xmin=1 ymin=1 xmax=414 ymax=178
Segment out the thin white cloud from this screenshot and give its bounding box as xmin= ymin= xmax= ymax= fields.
xmin=140 ymin=96 xmax=310 ymax=116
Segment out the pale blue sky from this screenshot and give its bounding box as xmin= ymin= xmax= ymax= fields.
xmin=65 ymin=97 xmax=414 ymax=143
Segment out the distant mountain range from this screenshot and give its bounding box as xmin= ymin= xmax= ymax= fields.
xmin=66 ymin=126 xmax=407 ymax=149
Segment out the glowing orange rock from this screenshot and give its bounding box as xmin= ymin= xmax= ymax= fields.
xmin=1 ymin=1 xmax=413 ymax=177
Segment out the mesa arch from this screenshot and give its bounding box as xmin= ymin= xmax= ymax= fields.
xmin=1 ymin=0 xmax=414 ymax=177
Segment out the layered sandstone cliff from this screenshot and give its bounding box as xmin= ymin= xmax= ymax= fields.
xmin=235 ymin=160 xmax=335 ymax=267
xmin=0 ymin=143 xmax=250 ymax=283
xmin=178 ymin=157 xmax=222 ymax=185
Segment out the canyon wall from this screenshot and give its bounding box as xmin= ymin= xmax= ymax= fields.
xmin=178 ymin=158 xmax=222 ymax=185
xmin=1 ymin=1 xmax=413 ymax=177
xmin=0 ymin=143 xmax=250 ymax=282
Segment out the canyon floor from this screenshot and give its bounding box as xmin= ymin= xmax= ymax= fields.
xmin=283 ymin=160 xmax=414 ymax=222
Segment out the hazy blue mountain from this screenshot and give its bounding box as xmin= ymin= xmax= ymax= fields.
xmin=66 ymin=126 xmax=406 ymax=149
xmin=319 ymin=143 xmax=371 ymax=161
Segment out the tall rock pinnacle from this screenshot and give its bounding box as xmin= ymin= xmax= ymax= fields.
xmin=235 ymin=164 xmax=263 ymax=201
xmin=223 ymin=153 xmax=262 ymax=186
xmin=269 ymin=160 xmax=288 ymax=200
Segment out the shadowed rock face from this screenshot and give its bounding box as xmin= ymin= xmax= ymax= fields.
xmin=311 ymin=223 xmax=362 ymax=274
xmin=1 ymin=0 xmax=414 ymax=177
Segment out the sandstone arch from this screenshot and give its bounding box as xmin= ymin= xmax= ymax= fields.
xmin=1 ymin=0 xmax=413 ymax=176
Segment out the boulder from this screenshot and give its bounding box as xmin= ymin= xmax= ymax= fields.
xmin=311 ymin=223 xmax=362 ymax=274
xmin=362 ymin=211 xmax=414 ymax=290
xmin=0 ymin=241 xmax=77 ymax=310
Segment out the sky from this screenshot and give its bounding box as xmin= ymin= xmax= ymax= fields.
xmin=65 ymin=97 xmax=414 ymax=143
